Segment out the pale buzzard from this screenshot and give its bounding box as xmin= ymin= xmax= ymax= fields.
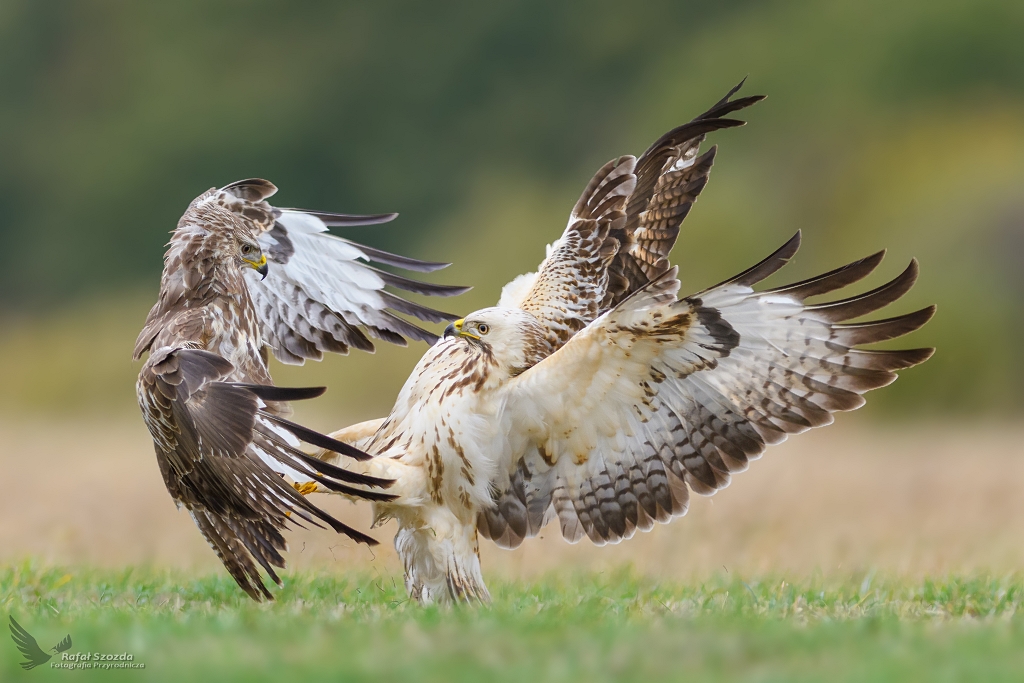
xmin=314 ymin=82 xmax=934 ymax=603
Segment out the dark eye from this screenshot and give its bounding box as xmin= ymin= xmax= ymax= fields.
xmin=477 ymin=323 xmax=489 ymax=335
xmin=241 ymin=244 xmax=255 ymax=256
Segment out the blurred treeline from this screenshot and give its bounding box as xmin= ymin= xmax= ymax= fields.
xmin=0 ymin=0 xmax=1022 ymax=421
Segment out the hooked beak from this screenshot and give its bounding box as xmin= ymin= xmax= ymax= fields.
xmin=443 ymin=318 xmax=478 ymax=340
xmin=246 ymin=254 xmax=269 ymax=280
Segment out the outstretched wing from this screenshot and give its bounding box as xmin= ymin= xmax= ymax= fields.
xmin=603 ymin=80 xmax=766 ymax=310
xmin=507 ymin=155 xmax=637 ymax=350
xmin=52 ymin=634 xmax=72 ymax=653
xmin=138 ymin=347 xmax=395 ymax=600
xmin=9 ymin=616 xmax=51 ymax=670
xmin=217 ymin=179 xmax=470 ymax=364
xmin=499 ymin=81 xmax=765 ymax=352
xmin=480 ymin=233 xmax=934 ymax=548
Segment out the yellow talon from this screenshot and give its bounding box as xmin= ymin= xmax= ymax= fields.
xmin=293 ymin=481 xmax=319 ymax=496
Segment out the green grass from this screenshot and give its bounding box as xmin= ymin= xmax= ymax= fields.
xmin=2 ymin=563 xmax=1024 ymax=682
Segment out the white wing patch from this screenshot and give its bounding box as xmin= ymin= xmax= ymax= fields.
xmin=214 ymin=186 xmax=469 ymax=364
xmin=479 ymin=234 xmax=934 ymax=548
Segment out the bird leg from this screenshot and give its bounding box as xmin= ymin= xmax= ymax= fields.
xmin=395 ymin=507 xmax=490 ymax=605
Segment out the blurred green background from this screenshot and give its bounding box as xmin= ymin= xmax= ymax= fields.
xmin=0 ymin=0 xmax=1019 ymax=423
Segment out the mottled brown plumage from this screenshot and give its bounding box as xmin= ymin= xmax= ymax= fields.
xmin=501 ymin=81 xmax=764 ymax=351
xmin=134 ymin=181 xmax=465 ymax=600
xmin=605 ymin=79 xmax=765 ymax=308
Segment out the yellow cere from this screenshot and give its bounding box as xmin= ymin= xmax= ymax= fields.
xmin=244 ymin=254 xmax=267 ymax=270
xmin=455 ymin=319 xmax=480 ymax=340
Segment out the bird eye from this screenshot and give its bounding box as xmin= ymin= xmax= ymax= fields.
xmin=241 ymin=244 xmax=256 ymax=256
xmin=478 ymin=323 xmax=489 ymax=335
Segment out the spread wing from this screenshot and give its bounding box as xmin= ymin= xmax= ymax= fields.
xmin=603 ymin=80 xmax=766 ymax=310
xmin=8 ymin=616 xmax=50 ymax=669
xmin=480 ymin=233 xmax=934 ymax=548
xmin=52 ymin=634 xmax=72 ymax=653
xmin=508 ymin=155 xmax=637 ymax=350
xmin=499 ymin=81 xmax=765 ymax=352
xmin=137 ymin=347 xmax=395 ymax=600
xmin=218 ymin=179 xmax=470 ymax=364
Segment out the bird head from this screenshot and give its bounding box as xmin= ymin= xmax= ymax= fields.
xmin=212 ymin=180 xmax=276 ymax=279
xmin=444 ymin=307 xmax=550 ymax=377
xmin=235 ymin=235 xmax=269 ymax=279
xmin=164 ymin=188 xmax=273 ymax=294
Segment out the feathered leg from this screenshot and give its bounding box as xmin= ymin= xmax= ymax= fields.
xmin=395 ymin=507 xmax=490 ymax=605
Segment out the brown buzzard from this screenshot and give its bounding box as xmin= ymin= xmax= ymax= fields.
xmin=134 ymin=181 xmax=466 ymax=600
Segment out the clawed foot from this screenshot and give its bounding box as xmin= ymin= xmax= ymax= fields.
xmin=292 ymin=481 xmax=319 ymax=496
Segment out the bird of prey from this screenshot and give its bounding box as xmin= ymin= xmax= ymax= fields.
xmin=311 ymin=81 xmax=934 ymax=604
xmin=8 ymin=616 xmax=71 ymax=670
xmin=133 ymin=180 xmax=467 ymax=600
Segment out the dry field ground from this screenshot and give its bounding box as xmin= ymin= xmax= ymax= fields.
xmin=2 ymin=415 xmax=1021 ymax=582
